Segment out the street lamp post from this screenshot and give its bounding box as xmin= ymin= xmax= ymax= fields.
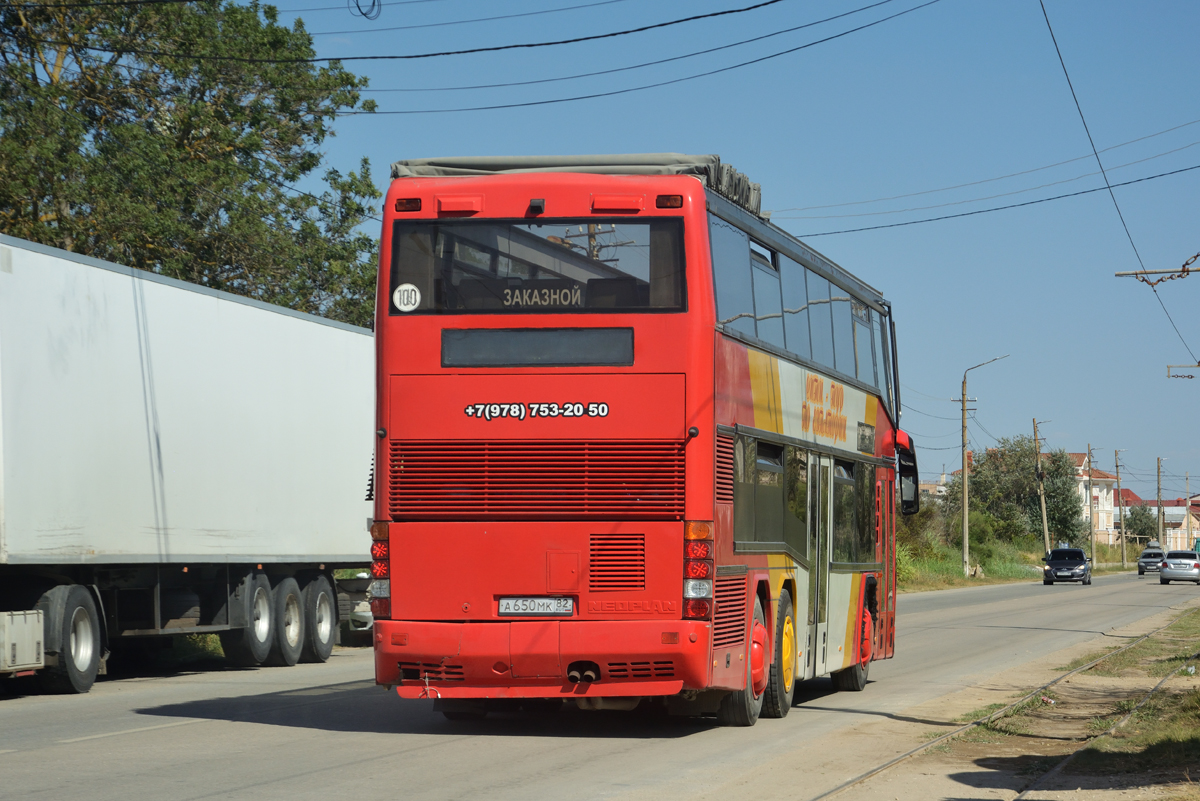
xmin=961 ymin=355 xmax=1009 ymax=578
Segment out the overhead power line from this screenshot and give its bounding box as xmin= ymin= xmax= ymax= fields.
xmin=313 ymin=0 xmax=638 ymax=36
xmin=29 ymin=0 xmax=793 ymax=63
xmin=793 ymin=161 xmax=1200 ymax=236
xmin=1039 ymin=0 xmax=1146 ymax=272
xmin=775 ymin=138 xmax=1200 ymax=220
xmin=9 ymin=0 xmax=452 ymax=11
xmin=361 ymin=0 xmax=899 ymax=93
xmin=336 ymin=0 xmax=945 ymax=114
xmin=769 ymin=116 xmax=1200 ymax=213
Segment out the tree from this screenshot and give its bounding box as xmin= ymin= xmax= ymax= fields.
xmin=1123 ymin=504 xmax=1158 ymax=546
xmin=941 ymin=436 xmax=1085 ymax=546
xmin=0 ymin=1 xmax=380 ymax=325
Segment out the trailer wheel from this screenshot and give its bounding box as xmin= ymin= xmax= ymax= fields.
xmin=762 ymin=589 xmax=796 ymax=718
xmin=265 ymin=577 xmax=305 ymax=667
xmin=220 ymin=573 xmax=274 ymax=666
xmin=39 ymin=585 xmax=101 ymax=694
xmin=717 ymin=595 xmax=766 ymax=727
xmin=301 ymin=575 xmax=336 ymax=663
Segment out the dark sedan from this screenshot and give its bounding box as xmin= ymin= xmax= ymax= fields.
xmin=1043 ymin=548 xmax=1092 ymax=585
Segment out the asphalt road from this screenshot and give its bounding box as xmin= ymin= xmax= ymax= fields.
xmin=2 ymin=572 xmax=1195 ymax=801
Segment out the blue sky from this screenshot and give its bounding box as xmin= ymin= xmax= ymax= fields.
xmin=277 ymin=0 xmax=1200 ymax=500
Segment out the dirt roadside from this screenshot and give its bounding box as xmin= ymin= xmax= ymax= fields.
xmin=689 ymin=593 xmax=1200 ymax=801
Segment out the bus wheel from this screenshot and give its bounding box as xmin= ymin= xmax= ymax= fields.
xmin=831 ymin=607 xmax=870 ymax=692
xmin=717 ymin=596 xmax=766 ymax=727
xmin=38 ymin=585 xmax=101 ymax=694
xmin=220 ymin=573 xmax=274 ymax=667
xmin=762 ymin=589 xmax=796 ymax=718
xmin=300 ymin=575 xmax=336 ymax=663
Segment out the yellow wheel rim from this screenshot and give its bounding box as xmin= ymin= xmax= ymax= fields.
xmin=781 ymin=614 xmax=796 ymax=687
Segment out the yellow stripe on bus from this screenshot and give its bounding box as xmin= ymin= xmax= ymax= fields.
xmin=748 ymin=350 xmax=782 ymax=434
xmin=842 ymin=573 xmax=862 ymax=669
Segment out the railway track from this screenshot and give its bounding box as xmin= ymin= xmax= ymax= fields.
xmin=809 ymin=604 xmax=1200 ymax=801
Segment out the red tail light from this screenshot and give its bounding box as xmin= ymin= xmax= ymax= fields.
xmin=371 ymin=559 xmax=390 ymax=579
xmin=656 ymin=194 xmax=683 ymax=208
xmin=394 ymin=198 xmax=421 ymax=212
xmin=370 ymin=597 xmax=391 ymax=617
xmin=683 ymin=522 xmax=714 ymax=619
xmin=1162 ymin=562 xmax=1168 ymax=568
xmin=370 ymin=540 xmax=389 ymax=560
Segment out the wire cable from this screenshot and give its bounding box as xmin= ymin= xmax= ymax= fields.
xmin=359 ymin=0 xmax=899 ymax=93
xmin=1151 ymin=285 xmax=1198 ymax=363
xmin=775 ymin=138 xmax=1200 ymax=220
xmin=336 ymin=0 xmax=945 ymax=114
xmin=1039 ymin=0 xmax=1146 ymax=271
xmin=769 ymin=116 xmax=1200 ymax=213
xmin=28 ymin=0 xmax=793 ymax=63
xmin=314 ymin=0 xmax=640 ymax=36
xmin=793 ymin=161 xmax=1200 ymax=236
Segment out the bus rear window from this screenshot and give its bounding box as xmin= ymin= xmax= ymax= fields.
xmin=389 ymin=219 xmax=685 ymax=314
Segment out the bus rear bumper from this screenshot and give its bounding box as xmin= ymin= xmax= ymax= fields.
xmin=374 ymin=619 xmax=711 ymax=698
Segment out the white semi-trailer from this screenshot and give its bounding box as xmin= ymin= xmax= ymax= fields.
xmin=0 ymin=234 xmax=374 ymax=693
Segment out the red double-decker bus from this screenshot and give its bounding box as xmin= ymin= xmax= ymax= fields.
xmin=369 ymin=155 xmax=919 ymax=725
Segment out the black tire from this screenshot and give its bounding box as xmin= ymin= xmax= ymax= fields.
xmin=717 ymin=595 xmax=766 ymax=727
xmin=831 ymin=608 xmax=870 ymax=692
xmin=1138 ymin=568 xmax=1144 ymax=576
xmin=300 ymin=575 xmax=336 ymax=663
xmin=38 ymin=585 xmax=101 ymax=694
xmin=1044 ymin=580 xmax=1053 ymax=585
xmin=265 ymin=577 xmax=305 ymax=667
xmin=1084 ymin=575 xmax=1091 ymax=585
xmin=762 ymin=589 xmax=796 ymax=719
xmin=220 ymin=573 xmax=274 ymax=666
xmin=1161 ymin=579 xmax=1170 ymax=585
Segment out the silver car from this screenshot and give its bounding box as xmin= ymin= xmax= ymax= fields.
xmin=1159 ymin=551 xmax=1200 ymax=585
xmin=1138 ymin=549 xmax=1164 ymax=576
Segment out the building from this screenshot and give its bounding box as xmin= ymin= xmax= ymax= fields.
xmin=1059 ymin=452 xmax=1118 ymax=545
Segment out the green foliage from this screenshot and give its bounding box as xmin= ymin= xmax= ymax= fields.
xmin=0 ymin=0 xmax=380 ymax=325
xmin=1124 ymin=504 xmax=1158 ymax=544
xmin=941 ymin=436 xmax=1085 ymax=546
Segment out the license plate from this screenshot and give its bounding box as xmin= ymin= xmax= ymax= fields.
xmin=1057 ymin=571 xmax=1072 ymax=577
xmin=498 ymin=597 xmax=574 ymax=616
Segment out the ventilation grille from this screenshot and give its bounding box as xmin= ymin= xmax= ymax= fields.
xmin=713 ymin=577 xmax=747 ymax=649
xmin=589 ymin=533 xmax=646 ymax=592
xmin=715 ymin=434 xmax=735 ymax=504
xmin=607 ymin=660 xmax=675 ymax=679
xmin=398 ymin=662 xmax=465 ymax=683
xmin=389 ymin=440 xmax=685 ymax=520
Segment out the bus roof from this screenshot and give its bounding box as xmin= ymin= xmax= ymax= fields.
xmin=390 ymin=153 xmax=761 ymax=217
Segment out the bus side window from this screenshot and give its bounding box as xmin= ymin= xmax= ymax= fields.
xmin=780 ymin=256 xmax=811 ymax=361
xmin=875 ymin=311 xmax=892 ymax=413
xmin=733 ymin=435 xmax=756 ymax=542
xmin=784 ymin=446 xmax=808 ymax=560
xmin=750 ymin=242 xmax=784 ymax=349
xmin=755 ymin=442 xmax=784 ymax=544
xmin=831 ymin=285 xmax=855 ymax=379
xmin=832 ymin=461 xmax=856 ymax=563
xmin=709 ymin=216 xmax=755 ymax=338
xmin=807 ymin=271 xmax=835 ymax=370
xmin=853 ymin=302 xmax=877 ymax=388
xmin=856 ymin=464 xmax=877 ymax=561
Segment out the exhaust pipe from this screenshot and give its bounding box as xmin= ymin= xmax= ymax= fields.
xmin=581 ymin=668 xmax=599 ymax=683
xmin=567 ymin=669 xmax=582 ymax=684
xmin=567 ymin=660 xmax=601 ymax=684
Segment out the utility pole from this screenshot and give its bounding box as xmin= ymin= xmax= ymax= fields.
xmin=1088 ymin=444 xmax=1095 ymax=564
xmin=961 ymin=375 xmax=970 ymax=578
xmin=1158 ymin=458 xmax=1164 ymax=546
xmin=1188 ymin=472 xmax=1193 ymax=550
xmin=1034 ymin=419 xmax=1051 ymax=553
xmin=1115 ymin=450 xmax=1125 ymax=568
xmin=959 ymin=355 xmax=1008 ymax=578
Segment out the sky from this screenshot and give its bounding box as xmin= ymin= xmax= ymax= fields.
xmin=273 ymin=0 xmax=1200 ymax=501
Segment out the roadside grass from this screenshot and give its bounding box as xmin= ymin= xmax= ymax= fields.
xmin=1072 ymin=689 xmax=1200 ymax=774
xmin=168 ymin=633 xmax=225 ymax=664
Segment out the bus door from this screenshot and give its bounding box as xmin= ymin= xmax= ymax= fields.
xmin=809 ymin=454 xmax=833 ymax=677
